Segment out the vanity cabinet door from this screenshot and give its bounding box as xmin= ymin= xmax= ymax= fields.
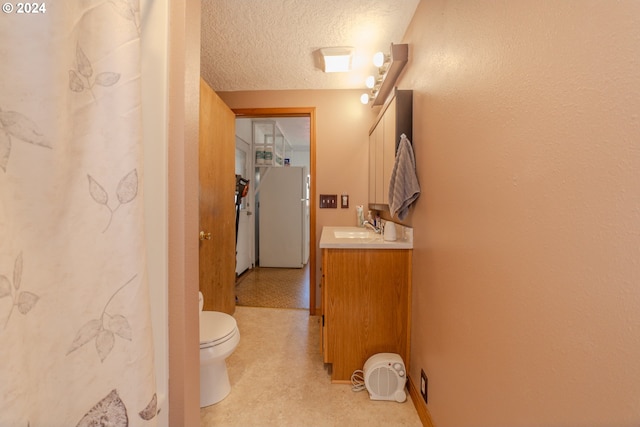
xmin=321 ymin=252 xmax=329 ymax=363
xmin=322 ymin=248 xmax=411 ymax=382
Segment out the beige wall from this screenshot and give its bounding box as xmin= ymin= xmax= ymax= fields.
xmin=140 ymin=0 xmax=169 ymax=424
xmin=218 ymin=89 xmax=377 ymax=307
xmin=167 ymin=0 xmax=201 ymax=426
xmin=399 ymin=1 xmax=640 ymax=426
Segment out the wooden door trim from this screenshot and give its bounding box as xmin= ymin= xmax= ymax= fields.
xmin=232 ymin=107 xmax=317 ymax=315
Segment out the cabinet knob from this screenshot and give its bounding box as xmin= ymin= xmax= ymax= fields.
xmin=199 ymin=231 xmax=212 ymax=241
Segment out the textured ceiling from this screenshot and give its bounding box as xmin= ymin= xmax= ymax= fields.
xmin=201 ymin=0 xmax=420 ymax=92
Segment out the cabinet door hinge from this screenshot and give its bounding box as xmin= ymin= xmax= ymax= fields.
xmin=322 ymin=314 xmax=325 ymax=326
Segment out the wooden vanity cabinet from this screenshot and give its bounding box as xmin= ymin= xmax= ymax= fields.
xmin=321 ymin=248 xmax=412 ymax=382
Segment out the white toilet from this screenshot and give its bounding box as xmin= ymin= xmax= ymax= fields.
xmin=199 ymin=292 xmax=240 ymax=407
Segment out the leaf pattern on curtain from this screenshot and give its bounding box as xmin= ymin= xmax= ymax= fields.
xmin=76 ymin=389 xmax=128 ymax=427
xmin=138 ymin=393 xmax=158 ymax=421
xmin=0 ymin=109 xmax=51 ymax=172
xmin=74 ymin=389 xmax=159 ymax=425
xmin=110 ymin=0 xmax=141 ymax=35
xmin=67 ymin=275 xmax=136 ymax=362
xmin=69 ymin=44 xmax=121 ymax=102
xmin=87 ymin=169 xmax=139 ymax=232
xmin=0 ymin=252 xmax=39 ymax=330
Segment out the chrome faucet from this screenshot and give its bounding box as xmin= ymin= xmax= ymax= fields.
xmin=363 ymin=220 xmax=381 ymax=233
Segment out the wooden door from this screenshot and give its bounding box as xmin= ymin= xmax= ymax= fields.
xmin=199 ymin=78 xmax=236 ymax=314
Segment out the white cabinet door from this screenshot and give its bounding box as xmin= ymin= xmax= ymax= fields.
xmin=369 ymin=128 xmax=377 ymax=203
xmin=374 ymin=120 xmax=385 ymax=204
xmin=382 ymin=97 xmax=397 ymax=205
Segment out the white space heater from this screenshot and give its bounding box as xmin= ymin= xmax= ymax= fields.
xmin=363 ymin=353 xmax=407 ymax=403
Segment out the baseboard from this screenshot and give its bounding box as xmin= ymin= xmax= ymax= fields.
xmin=408 ymin=375 xmax=435 ymax=427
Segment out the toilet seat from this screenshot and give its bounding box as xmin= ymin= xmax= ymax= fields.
xmin=200 ymin=311 xmax=238 ymax=349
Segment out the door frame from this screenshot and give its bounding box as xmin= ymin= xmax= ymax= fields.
xmin=232 ymin=107 xmax=317 ymax=315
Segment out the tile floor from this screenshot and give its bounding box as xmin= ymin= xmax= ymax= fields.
xmin=200 ymin=306 xmax=422 ymax=427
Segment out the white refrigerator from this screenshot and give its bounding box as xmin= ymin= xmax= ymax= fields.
xmin=258 ymin=166 xmax=309 ymax=268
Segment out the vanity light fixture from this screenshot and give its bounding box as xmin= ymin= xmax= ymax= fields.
xmin=361 ymin=43 xmax=408 ymax=107
xmin=373 ymin=51 xmax=389 ymax=68
xmin=360 ymin=86 xmax=380 ymax=104
xmin=320 ymin=47 xmax=354 ymax=73
xmin=365 ymin=75 xmax=376 ymax=89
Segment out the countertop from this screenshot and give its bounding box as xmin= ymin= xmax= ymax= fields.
xmin=319 ymin=226 xmax=413 ymax=249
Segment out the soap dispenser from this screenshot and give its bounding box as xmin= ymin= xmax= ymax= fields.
xmin=356 ymin=205 xmax=365 ymax=227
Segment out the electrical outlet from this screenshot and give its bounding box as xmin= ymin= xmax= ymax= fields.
xmin=340 ymin=194 xmax=349 ymax=208
xmin=420 ymin=369 xmax=428 ymax=404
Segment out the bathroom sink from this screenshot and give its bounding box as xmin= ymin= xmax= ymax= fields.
xmin=320 ymin=226 xmax=412 ymax=249
xmin=333 ymin=230 xmax=373 ymax=239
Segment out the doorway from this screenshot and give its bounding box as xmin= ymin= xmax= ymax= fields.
xmin=235 ymin=132 xmax=252 ymax=275
xmin=232 ymin=108 xmax=317 ymax=314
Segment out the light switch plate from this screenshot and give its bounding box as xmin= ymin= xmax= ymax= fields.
xmin=320 ymin=194 xmax=337 ymax=208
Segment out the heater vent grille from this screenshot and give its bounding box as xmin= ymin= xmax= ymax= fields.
xmin=363 ymin=353 xmax=407 ymax=403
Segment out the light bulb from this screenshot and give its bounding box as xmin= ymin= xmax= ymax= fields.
xmin=373 ymin=51 xmax=385 ymax=68
xmin=365 ymin=75 xmax=375 ymax=89
xmin=360 ymin=93 xmax=370 ymax=104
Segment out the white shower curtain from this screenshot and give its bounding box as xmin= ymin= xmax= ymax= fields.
xmin=0 ymin=2 xmax=157 ymax=426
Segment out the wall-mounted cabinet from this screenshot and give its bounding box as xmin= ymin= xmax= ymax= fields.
xmin=368 ymin=89 xmax=413 ymax=210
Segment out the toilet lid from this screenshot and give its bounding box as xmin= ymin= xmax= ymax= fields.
xmin=200 ymin=311 xmax=237 ymax=347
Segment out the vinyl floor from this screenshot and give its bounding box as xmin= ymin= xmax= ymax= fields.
xmin=200 ymin=306 xmax=422 ymax=427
